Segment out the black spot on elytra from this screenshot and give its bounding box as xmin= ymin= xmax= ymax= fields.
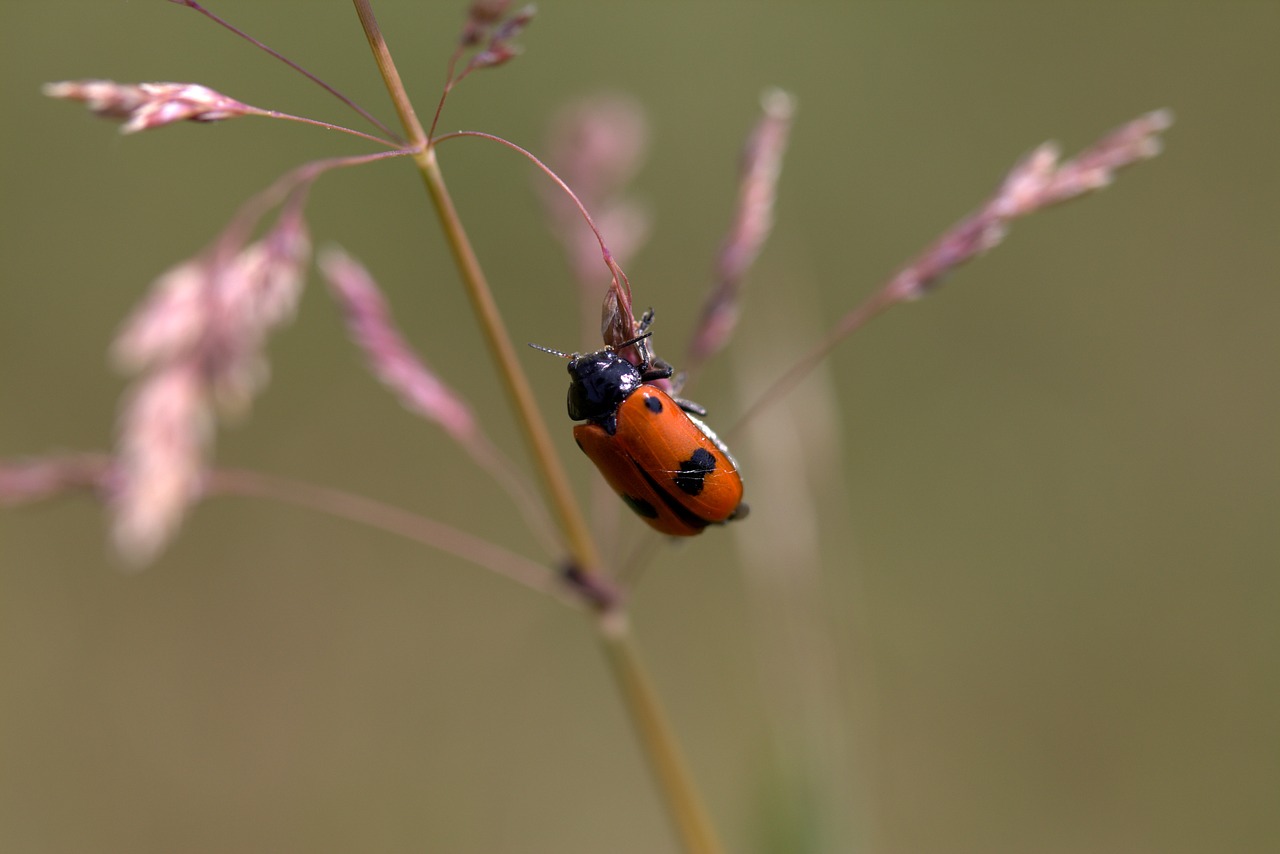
xmin=631 ymin=461 xmax=713 ymax=531
xmin=621 ymin=494 xmax=659 ymax=519
xmin=673 ymin=448 xmax=717 ymax=496
xmin=643 ymin=394 xmax=664 ymax=414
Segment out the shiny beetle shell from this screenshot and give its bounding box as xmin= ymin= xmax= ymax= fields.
xmin=565 ymin=350 xmax=746 ymax=536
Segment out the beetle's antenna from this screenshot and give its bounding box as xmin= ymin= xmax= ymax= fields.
xmin=528 ymin=343 xmax=572 ymax=359
xmin=614 ymin=331 xmax=654 ymax=350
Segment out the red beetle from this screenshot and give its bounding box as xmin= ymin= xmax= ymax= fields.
xmin=536 ymin=334 xmax=747 ymax=536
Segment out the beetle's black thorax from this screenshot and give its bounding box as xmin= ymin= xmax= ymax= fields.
xmin=566 ymin=350 xmax=643 ymax=431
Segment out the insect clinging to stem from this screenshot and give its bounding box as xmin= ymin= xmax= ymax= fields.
xmin=532 ymin=318 xmax=747 ymax=537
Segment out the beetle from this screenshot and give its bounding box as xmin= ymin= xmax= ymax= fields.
xmin=534 ymin=331 xmax=747 ymax=536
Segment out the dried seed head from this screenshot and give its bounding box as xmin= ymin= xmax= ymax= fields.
xmin=492 ymin=4 xmax=536 ymax=40
xmin=461 ymin=0 xmax=512 ymax=44
xmin=599 ymin=288 xmax=628 ymax=349
xmin=484 ymin=3 xmax=536 ymax=62
xmin=459 ymin=4 xmax=535 ymax=73
xmin=467 ymin=43 xmax=521 ymax=72
xmin=44 ymin=80 xmax=257 ymax=134
xmin=599 ymin=278 xmax=643 ymax=362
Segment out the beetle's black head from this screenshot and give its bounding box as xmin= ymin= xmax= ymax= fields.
xmin=566 ymin=349 xmax=643 ymax=426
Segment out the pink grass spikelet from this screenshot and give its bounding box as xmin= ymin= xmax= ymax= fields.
xmin=717 ymin=89 xmax=795 ymax=290
xmin=112 ymin=363 xmax=211 ymax=566
xmin=455 ymin=3 xmax=535 ymax=75
xmin=735 ymin=109 xmax=1171 ymax=428
xmin=1037 ymin=109 xmax=1173 ymax=207
xmin=543 ymin=94 xmax=650 ymax=285
xmin=108 ymin=212 xmax=310 ymax=564
xmin=113 ymin=214 xmax=311 ymax=416
xmin=468 ymin=43 xmax=520 ymax=72
xmin=547 ymin=95 xmax=648 ymax=203
xmin=460 ymin=0 xmax=512 ymax=45
xmin=320 ymin=248 xmax=477 ymax=443
xmin=992 ymin=143 xmax=1062 ymax=219
xmin=243 ymin=212 xmax=312 ymax=334
xmin=689 ymin=88 xmax=795 ymax=370
xmin=542 ymin=94 xmax=652 ymax=350
xmin=888 ymin=109 xmax=1174 ymax=303
xmin=113 ymin=259 xmax=212 ymax=372
xmin=44 ymin=80 xmax=257 ymax=134
xmin=209 ymin=218 xmax=312 ymax=414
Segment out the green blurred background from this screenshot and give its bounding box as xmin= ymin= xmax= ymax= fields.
xmin=2 ymin=2 xmax=1277 ymax=852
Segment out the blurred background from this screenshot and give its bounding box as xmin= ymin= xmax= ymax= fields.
xmin=2 ymin=2 xmax=1277 ymax=852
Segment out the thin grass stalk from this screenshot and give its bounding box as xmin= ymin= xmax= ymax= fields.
xmin=728 ymin=286 xmax=898 ymax=438
xmin=352 ymin=0 xmax=602 ymax=577
xmin=350 ymin=0 xmax=427 ymax=146
xmin=599 ymin=614 xmax=726 ymax=854
xmin=414 ymin=149 xmax=605 ymax=577
xmin=350 ymin=5 xmax=721 ymax=851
